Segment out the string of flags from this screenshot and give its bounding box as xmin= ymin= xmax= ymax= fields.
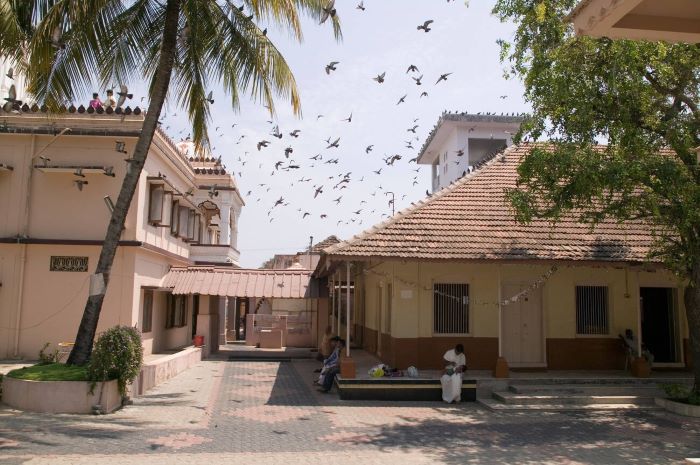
xmin=361 ymin=264 xmax=559 ymax=307
xmin=500 ymin=266 xmax=558 ymax=306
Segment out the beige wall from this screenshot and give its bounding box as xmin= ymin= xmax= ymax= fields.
xmin=352 ymin=260 xmax=689 ymax=368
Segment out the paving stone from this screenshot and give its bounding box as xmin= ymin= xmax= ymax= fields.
xmin=0 ymin=358 xmax=698 ymax=464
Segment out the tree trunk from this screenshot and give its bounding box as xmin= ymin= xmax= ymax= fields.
xmin=685 ymin=265 xmax=700 ymax=393
xmin=67 ymin=0 xmax=182 ymax=366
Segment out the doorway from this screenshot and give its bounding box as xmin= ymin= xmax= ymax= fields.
xmin=235 ymin=298 xmax=249 ymax=341
xmin=640 ymin=287 xmax=679 ymax=364
xmin=501 ymin=283 xmax=545 ymax=366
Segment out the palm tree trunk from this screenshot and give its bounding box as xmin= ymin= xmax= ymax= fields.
xmin=685 ymin=265 xmax=700 ymax=393
xmin=67 ymin=0 xmax=182 ymax=366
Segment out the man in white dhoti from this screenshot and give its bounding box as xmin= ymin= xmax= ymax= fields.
xmin=440 ymin=344 xmax=467 ymax=403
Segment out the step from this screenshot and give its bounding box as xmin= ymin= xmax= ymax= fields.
xmin=508 ymin=384 xmax=665 ymax=396
xmin=493 ymin=391 xmax=655 ymax=406
xmin=479 ymin=398 xmax=663 ymax=412
xmin=508 ymin=377 xmax=692 ymax=386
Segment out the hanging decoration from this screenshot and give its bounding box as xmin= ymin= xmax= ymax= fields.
xmin=500 ymin=266 xmax=558 ymax=306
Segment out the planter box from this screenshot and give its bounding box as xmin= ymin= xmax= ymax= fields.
xmin=3 ymin=377 xmax=121 ymax=414
xmin=655 ymin=397 xmax=700 ymax=417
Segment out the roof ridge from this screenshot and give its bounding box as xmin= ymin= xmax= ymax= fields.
xmin=324 ymin=144 xmax=522 ymax=256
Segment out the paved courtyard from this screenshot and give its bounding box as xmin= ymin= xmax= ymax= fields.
xmin=1 ymin=359 xmax=699 ymax=464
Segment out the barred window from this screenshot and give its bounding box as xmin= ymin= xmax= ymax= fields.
xmin=142 ymin=290 xmax=153 ymax=333
xmin=576 ymin=286 xmax=609 ymax=335
xmin=433 ymin=283 xmax=469 ymax=334
xmin=166 ymin=294 xmax=187 ymax=329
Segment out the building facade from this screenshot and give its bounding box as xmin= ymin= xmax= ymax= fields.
xmin=0 ymin=104 xmax=243 ymax=359
xmin=417 ymin=112 xmax=524 ymax=192
xmin=320 ymin=144 xmax=691 ymax=372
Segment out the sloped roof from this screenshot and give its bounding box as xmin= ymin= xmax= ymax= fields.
xmin=324 ymin=144 xmax=657 ymax=263
xmin=163 ymin=267 xmax=311 ymax=298
xmin=310 ymin=235 xmax=341 ymax=253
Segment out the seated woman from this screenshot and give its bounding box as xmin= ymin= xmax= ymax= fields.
xmin=440 ymin=344 xmax=466 ymax=403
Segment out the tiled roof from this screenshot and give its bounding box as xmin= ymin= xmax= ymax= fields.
xmin=310 ymin=235 xmax=341 ymax=253
xmin=324 ymin=144 xmax=658 ymax=263
xmin=163 ymin=267 xmax=311 ymax=298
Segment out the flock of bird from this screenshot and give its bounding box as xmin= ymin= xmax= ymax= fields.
xmin=154 ymin=1 xmax=480 ymax=258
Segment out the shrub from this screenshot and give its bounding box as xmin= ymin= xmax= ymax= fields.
xmin=87 ymin=326 xmax=143 ymax=397
xmin=38 ymin=343 xmax=60 ymax=365
xmin=661 ymin=383 xmax=700 ymax=406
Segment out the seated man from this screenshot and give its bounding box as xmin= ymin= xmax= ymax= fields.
xmin=315 ymin=336 xmax=340 ymax=381
xmin=440 ymin=343 xmax=466 ymax=403
xmin=318 ymin=339 xmax=345 ymax=393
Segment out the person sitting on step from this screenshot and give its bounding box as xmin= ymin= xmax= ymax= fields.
xmin=318 ymin=339 xmax=345 ymax=393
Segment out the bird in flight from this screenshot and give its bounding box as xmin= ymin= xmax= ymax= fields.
xmin=314 ymin=185 xmax=324 ymax=198
xmin=436 ymin=73 xmax=452 ymax=85
xmin=284 ymin=146 xmax=293 ymax=158
xmin=406 ymin=64 xmax=419 ymax=74
xmin=397 ymin=94 xmax=407 ymax=105
xmin=257 ymin=140 xmax=270 ymax=151
xmin=413 ymin=75 xmax=423 ymax=86
xmin=417 ymin=20 xmax=434 ymax=32
xmin=420 ymin=91 xmax=429 ymax=98
xmin=333 ymin=196 xmax=342 ymax=204
xmin=365 ymin=145 xmax=374 ymax=154
xmin=325 ymin=61 xmax=339 ymax=75
xmin=407 ymin=125 xmax=419 ymax=133
xmin=271 ymin=125 xmax=283 ymax=139
xmin=373 ymin=72 xmax=386 ymax=84
xmin=289 ymin=129 xmax=301 ymax=138
xmin=342 ymin=112 xmax=353 ymax=123
xmin=320 ymin=0 xmax=336 ymax=24
xmin=356 ymin=1 xmax=365 ymax=10
xmin=326 ymin=137 xmax=340 ymax=149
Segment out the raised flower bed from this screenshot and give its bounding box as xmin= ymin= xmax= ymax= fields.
xmin=3 ymin=363 xmax=121 ymax=414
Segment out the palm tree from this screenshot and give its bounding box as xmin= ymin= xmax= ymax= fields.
xmin=0 ymin=0 xmax=341 ymax=365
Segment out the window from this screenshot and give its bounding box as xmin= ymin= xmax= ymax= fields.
xmin=166 ymin=294 xmax=187 ymax=328
xmin=148 ymin=184 xmax=164 ymax=224
xmin=186 ymin=209 xmax=196 ymax=240
xmin=178 ymin=206 xmax=190 ymax=238
xmin=170 ymin=200 xmax=179 ymax=235
xmin=576 ymin=285 xmax=609 ymax=335
xmin=142 ymin=289 xmax=153 ymax=333
xmin=433 ymin=283 xmax=469 ymax=334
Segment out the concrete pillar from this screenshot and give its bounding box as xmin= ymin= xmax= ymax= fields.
xmin=195 ymin=295 xmax=220 ymax=357
xmin=219 ymin=204 xmax=231 ymax=245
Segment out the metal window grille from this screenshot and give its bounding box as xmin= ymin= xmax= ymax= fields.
xmin=576 ymin=286 xmax=609 ymax=335
xmin=433 ymin=283 xmax=469 ymax=334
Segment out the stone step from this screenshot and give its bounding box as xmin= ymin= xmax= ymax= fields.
xmin=479 ymin=398 xmax=663 ymax=412
xmin=507 ymin=377 xmax=692 ymax=386
xmin=508 ymin=384 xmax=665 ymax=396
xmin=493 ymin=391 xmax=655 ymax=406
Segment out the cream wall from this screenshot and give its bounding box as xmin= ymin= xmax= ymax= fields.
xmin=356 ymin=260 xmax=688 ymax=343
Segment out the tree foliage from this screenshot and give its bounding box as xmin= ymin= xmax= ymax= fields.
xmin=492 ymin=0 xmax=700 ymax=274
xmin=493 ymin=0 xmax=700 ymax=388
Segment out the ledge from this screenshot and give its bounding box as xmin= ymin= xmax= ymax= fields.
xmin=3 ymin=377 xmax=121 ymax=414
xmin=655 ymin=397 xmax=700 ymax=417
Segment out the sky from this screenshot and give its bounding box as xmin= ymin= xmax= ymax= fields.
xmin=157 ymin=0 xmax=531 ymax=268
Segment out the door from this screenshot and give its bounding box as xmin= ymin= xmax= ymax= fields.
xmin=501 ymin=283 xmax=544 ymax=366
xmin=640 ymin=287 xmax=679 ymax=363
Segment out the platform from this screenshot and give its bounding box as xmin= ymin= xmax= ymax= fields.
xmin=336 ymin=376 xmax=477 ymax=401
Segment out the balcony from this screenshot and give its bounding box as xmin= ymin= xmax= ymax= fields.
xmin=189 ymin=243 xmax=240 ymax=266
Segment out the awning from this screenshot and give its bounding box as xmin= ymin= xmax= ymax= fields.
xmin=162 ymin=266 xmax=313 ymax=299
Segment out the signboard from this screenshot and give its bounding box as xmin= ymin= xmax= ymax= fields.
xmin=50 ymin=256 xmax=89 ymax=272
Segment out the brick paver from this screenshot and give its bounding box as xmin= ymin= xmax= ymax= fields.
xmin=0 ymin=358 xmax=698 ymax=464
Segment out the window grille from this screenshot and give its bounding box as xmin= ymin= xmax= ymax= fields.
xmin=142 ymin=290 xmax=153 ymax=333
xmin=433 ymin=283 xmax=469 ymax=334
xmin=576 ymin=285 xmax=609 ymax=335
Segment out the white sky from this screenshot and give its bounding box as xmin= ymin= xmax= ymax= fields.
xmin=159 ymin=0 xmax=531 ymax=268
